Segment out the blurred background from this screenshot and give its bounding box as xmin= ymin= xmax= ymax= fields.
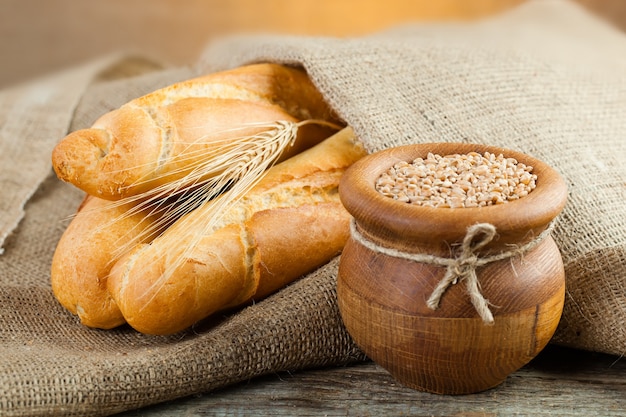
xmin=1 ymin=0 xmax=625 ymax=89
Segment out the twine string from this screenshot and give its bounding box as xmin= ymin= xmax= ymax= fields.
xmin=425 ymin=223 xmax=497 ymax=323
xmin=349 ymin=219 xmax=555 ymax=324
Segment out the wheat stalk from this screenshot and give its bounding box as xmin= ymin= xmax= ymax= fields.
xmin=89 ymin=119 xmax=341 ymax=289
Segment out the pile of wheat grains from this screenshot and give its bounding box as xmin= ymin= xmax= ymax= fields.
xmin=375 ymin=152 xmax=537 ymax=208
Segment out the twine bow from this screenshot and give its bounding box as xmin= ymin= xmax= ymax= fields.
xmin=425 ymin=223 xmax=497 ymax=324
xmin=349 ymin=219 xmax=554 ymax=325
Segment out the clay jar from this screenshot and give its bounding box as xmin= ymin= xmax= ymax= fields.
xmin=337 ymin=142 xmax=568 ymax=395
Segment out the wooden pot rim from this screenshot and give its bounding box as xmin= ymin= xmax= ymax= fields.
xmin=339 ymin=142 xmax=568 ymax=248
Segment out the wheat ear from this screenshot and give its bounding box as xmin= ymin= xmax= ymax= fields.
xmin=94 ymin=119 xmax=341 ymax=280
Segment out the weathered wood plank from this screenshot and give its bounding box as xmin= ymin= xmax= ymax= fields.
xmin=116 ymin=346 xmax=626 ymax=416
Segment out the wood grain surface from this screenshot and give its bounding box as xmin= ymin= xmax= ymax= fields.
xmin=115 ymin=345 xmax=626 ymax=416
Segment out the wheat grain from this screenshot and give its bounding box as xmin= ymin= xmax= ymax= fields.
xmin=375 ymin=151 xmax=537 ymax=208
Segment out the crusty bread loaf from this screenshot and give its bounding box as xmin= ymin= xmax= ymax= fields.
xmin=51 ymin=64 xmax=342 ymax=201
xmin=50 ymin=64 xmax=360 ymax=335
xmin=50 ymin=196 xmax=159 ymax=329
xmin=132 ymin=62 xmax=340 ymax=123
xmin=106 ymin=127 xmax=366 ymax=335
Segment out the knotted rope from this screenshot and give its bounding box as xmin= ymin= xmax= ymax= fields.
xmin=349 ymin=219 xmax=555 ymax=324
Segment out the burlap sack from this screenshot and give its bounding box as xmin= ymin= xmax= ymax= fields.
xmin=197 ymin=0 xmax=626 ymax=356
xmin=1 ymin=0 xmax=625 ymax=415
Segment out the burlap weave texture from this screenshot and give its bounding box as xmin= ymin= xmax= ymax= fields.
xmin=198 ymin=0 xmax=626 ymax=355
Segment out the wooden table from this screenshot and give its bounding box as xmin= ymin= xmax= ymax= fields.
xmin=117 ymin=345 xmax=625 ymax=416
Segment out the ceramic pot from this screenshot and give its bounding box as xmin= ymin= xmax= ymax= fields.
xmin=337 ymin=142 xmax=568 ymax=395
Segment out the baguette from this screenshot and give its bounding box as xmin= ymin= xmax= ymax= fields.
xmin=51 ymin=64 xmax=342 ymax=200
xmin=107 ymin=127 xmax=366 ymax=335
xmin=50 ymin=196 xmax=159 ymax=329
xmin=132 ymin=62 xmax=339 ymax=122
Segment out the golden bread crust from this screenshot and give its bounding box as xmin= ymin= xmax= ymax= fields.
xmin=106 ymin=128 xmax=365 ymax=335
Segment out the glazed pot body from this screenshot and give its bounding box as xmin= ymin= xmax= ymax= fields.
xmin=337 ymin=143 xmax=568 ymax=395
